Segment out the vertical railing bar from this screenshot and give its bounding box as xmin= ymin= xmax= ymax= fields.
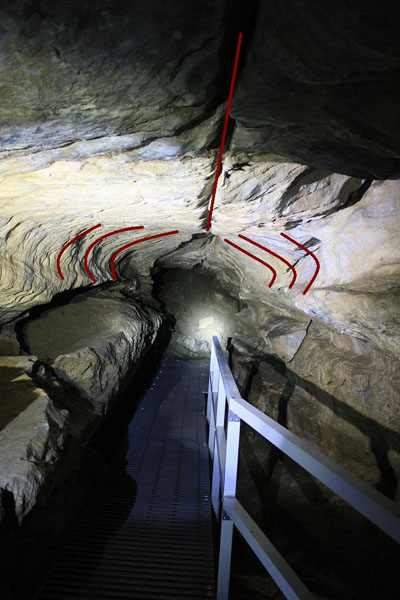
xmin=208 ymin=399 xmax=216 ymax=457
xmin=206 ymin=368 xmax=213 ymax=424
xmin=224 ymin=409 xmax=241 ymax=498
xmin=216 ymin=513 xmax=234 ymax=600
xmin=216 ymin=371 xmax=226 ymax=428
xmin=211 ymin=435 xmax=221 ymax=518
xmin=208 ymin=340 xmax=219 ymax=456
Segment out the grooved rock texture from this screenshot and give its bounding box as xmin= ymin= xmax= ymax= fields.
xmin=0 ymin=1 xmax=399 ymax=598
xmin=0 ymin=0 xmax=228 ymax=157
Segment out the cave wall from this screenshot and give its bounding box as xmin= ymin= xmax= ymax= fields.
xmin=0 ymin=2 xmax=399 ymax=597
xmin=0 ymin=283 xmax=164 ymax=597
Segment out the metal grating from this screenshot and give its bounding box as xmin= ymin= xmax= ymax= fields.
xmin=37 ymin=358 xmax=215 ymax=599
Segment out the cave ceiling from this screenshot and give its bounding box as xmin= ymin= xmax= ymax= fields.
xmin=0 ymin=0 xmax=399 ymax=362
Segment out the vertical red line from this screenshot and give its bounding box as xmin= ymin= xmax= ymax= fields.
xmin=206 ymin=32 xmax=243 ymax=232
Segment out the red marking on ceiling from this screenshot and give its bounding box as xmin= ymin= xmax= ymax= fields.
xmin=57 ymin=223 xmax=102 ymax=280
xmin=84 ymin=226 xmax=144 ymax=283
xmin=206 ymin=32 xmax=243 ymax=232
xmin=224 ymin=238 xmax=277 ymax=288
xmin=110 ymin=230 xmax=180 ymax=281
xmin=238 ymin=233 xmax=297 ymax=288
xmin=280 ymin=232 xmax=320 ymax=295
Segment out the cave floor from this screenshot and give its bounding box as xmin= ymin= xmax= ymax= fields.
xmin=36 ymin=358 xmax=215 ymax=599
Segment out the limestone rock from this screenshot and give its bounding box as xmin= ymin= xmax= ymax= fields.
xmin=0 ymin=3 xmax=399 ymax=597
xmin=0 ymin=0 xmax=227 ymax=158
xmin=22 ymin=283 xmax=164 ymax=414
xmin=0 ymin=355 xmax=39 ymax=430
xmin=231 ymin=0 xmax=400 ymax=178
xmin=0 ymin=375 xmax=67 ymax=523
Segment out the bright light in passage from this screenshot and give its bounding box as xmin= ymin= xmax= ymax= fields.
xmin=198 ymin=315 xmax=226 ymax=341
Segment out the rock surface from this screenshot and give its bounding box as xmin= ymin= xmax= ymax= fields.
xmin=231 ymin=0 xmax=400 ymax=178
xmin=0 ymin=0 xmax=228 ymax=158
xmin=1 ymin=283 xmax=163 ymax=528
xmin=0 ymin=283 xmax=165 ymax=597
xmin=0 ymin=355 xmax=39 ymax=430
xmin=22 ymin=282 xmax=164 ymax=414
xmin=0 ymin=374 xmax=67 ymax=524
xmin=0 ymin=2 xmax=399 ymax=599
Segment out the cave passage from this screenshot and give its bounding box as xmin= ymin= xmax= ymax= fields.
xmin=1 ymin=1 xmax=400 ymax=598
xmin=153 ymin=266 xmax=239 ymax=361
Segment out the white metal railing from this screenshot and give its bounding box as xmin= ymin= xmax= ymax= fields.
xmin=207 ymin=335 xmax=400 ymax=600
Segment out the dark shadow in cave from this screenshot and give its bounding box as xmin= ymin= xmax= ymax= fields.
xmin=230 ymin=346 xmax=400 ymax=600
xmin=0 ymin=490 xmax=19 ymax=600
xmin=235 ymin=348 xmax=399 ymax=500
xmin=227 ymin=337 xmax=234 ymax=369
xmin=243 ymin=359 xmax=260 ymax=400
xmin=151 ymin=264 xmax=238 ymax=362
xmin=10 ymin=312 xmax=172 ymax=600
xmin=89 ymin=317 xmax=172 ymax=459
xmin=35 ymin=426 xmax=138 ymax=600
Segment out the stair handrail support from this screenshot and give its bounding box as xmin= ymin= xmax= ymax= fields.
xmin=207 ymin=335 xmax=400 ymax=600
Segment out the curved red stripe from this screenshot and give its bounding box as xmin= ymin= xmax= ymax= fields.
xmin=110 ymin=230 xmax=180 ymax=281
xmin=57 ymin=223 xmax=102 ymax=280
xmin=84 ymin=226 xmax=144 ymax=283
xmin=224 ymin=238 xmax=277 ymax=288
xmin=238 ymin=233 xmax=297 ymax=289
xmin=280 ymin=232 xmax=320 ymax=295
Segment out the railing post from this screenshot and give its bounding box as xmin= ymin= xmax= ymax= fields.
xmin=217 ymin=511 xmax=234 ymax=600
xmin=211 ymin=375 xmax=227 ymax=518
xmin=216 ymin=374 xmax=226 ymax=428
xmin=211 ymin=436 xmax=221 ymax=517
xmin=217 ymin=409 xmax=241 ymax=598
xmin=207 ymin=341 xmax=216 ymax=425
xmin=224 ymin=409 xmax=241 ymax=498
xmin=208 ymin=343 xmax=220 ymax=457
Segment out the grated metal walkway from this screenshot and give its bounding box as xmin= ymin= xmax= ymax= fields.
xmin=38 ymin=358 xmax=215 ymax=599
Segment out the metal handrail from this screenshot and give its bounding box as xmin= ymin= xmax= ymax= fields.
xmin=207 ymin=335 xmax=400 ymax=600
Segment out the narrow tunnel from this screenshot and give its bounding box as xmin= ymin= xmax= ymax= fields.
xmin=0 ymin=1 xmax=400 ymax=599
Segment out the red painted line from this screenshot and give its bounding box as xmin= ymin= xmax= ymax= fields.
xmin=110 ymin=230 xmax=180 ymax=281
xmin=238 ymin=233 xmax=297 ymax=289
xmin=280 ymin=232 xmax=320 ymax=295
xmin=84 ymin=226 xmax=144 ymax=283
xmin=57 ymin=223 xmax=102 ymax=280
xmin=224 ymin=238 xmax=277 ymax=288
xmin=206 ymin=32 xmax=243 ymax=232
